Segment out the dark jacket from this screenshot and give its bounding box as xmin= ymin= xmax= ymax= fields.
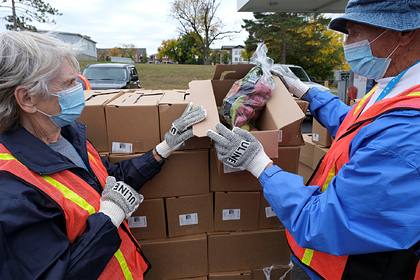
xmin=0 ymin=121 xmax=163 ymax=279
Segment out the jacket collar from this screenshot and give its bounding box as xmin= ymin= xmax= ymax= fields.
xmin=0 ymin=121 xmax=88 ymax=174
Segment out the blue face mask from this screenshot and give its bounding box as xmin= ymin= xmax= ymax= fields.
xmin=38 ymin=83 xmax=85 ymax=127
xmin=344 ymin=30 xmax=399 ymax=80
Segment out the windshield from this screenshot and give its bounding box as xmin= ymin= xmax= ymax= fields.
xmin=83 ymin=67 xmax=127 ymax=81
xmin=288 ymin=66 xmax=310 ymax=82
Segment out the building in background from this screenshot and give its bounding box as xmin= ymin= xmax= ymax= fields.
xmin=149 ymin=53 xmax=173 ymax=64
xmin=97 ymin=48 xmax=147 ymax=63
xmin=221 ymin=45 xmax=245 ymax=64
xmin=38 ymin=30 xmax=97 ymax=61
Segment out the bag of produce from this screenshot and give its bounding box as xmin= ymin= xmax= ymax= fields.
xmin=219 ymin=43 xmax=275 ymax=130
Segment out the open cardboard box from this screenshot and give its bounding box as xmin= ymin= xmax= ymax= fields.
xmin=158 ymin=90 xmax=211 ymax=150
xmin=189 ymin=64 xmax=305 ymax=174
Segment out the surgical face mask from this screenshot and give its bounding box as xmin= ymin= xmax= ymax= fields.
xmin=344 ymin=30 xmax=399 ymax=80
xmin=37 ymin=83 xmax=85 ymax=127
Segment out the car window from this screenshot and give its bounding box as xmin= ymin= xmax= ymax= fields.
xmin=83 ymin=67 xmax=127 ymax=81
xmin=288 ymin=66 xmax=310 ymax=82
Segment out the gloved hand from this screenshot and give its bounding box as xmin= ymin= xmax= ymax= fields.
xmin=155 ymin=102 xmax=207 ymax=159
xmin=206 ymin=123 xmax=273 ymax=178
xmin=99 ymin=176 xmax=144 ymax=228
xmin=271 ymin=65 xmax=310 ymax=98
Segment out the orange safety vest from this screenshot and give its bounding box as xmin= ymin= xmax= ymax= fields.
xmin=77 ymin=73 xmax=92 ymax=90
xmin=0 ymin=141 xmax=150 ymax=279
xmin=287 ymin=85 xmax=420 ymax=279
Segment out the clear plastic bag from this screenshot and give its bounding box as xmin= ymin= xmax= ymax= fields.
xmin=219 ymin=43 xmax=275 ymax=130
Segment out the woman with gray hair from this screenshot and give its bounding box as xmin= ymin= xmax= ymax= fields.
xmin=0 ymin=31 xmax=206 ymax=279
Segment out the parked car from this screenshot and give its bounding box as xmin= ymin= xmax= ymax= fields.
xmin=82 ymin=63 xmax=141 ymax=90
xmin=277 ymin=64 xmax=331 ymax=92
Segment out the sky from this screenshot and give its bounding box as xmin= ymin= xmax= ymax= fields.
xmin=0 ymin=0 xmax=254 ymax=55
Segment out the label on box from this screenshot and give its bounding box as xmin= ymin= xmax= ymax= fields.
xmin=222 ymin=209 xmax=241 ymax=220
xmin=278 ymin=130 xmax=283 ymax=143
xmin=112 ymin=142 xmax=133 ymax=153
xmin=179 ymin=213 xmax=198 ymax=226
xmin=223 ymin=164 xmax=242 ymax=174
xmin=127 ymin=216 xmax=147 ymax=228
xmin=313 ymin=133 xmax=319 ymax=142
xmin=265 ymin=206 xmax=277 ymax=218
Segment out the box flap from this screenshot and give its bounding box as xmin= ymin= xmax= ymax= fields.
xmin=159 ymin=90 xmax=189 ymax=104
xmin=108 ymin=91 xmax=164 ymax=106
xmin=189 ymin=80 xmax=220 ymax=137
xmin=212 ymin=64 xmax=255 ymax=80
xmin=258 ymin=76 xmax=305 ymax=131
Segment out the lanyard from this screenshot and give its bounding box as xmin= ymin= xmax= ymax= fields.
xmin=375 ymin=61 xmax=420 ymax=102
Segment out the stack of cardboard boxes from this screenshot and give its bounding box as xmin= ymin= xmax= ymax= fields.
xmin=77 ymin=65 xmax=307 ymax=280
xmin=298 ymin=119 xmax=333 ymax=184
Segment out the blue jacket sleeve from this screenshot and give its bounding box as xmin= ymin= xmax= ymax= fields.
xmin=260 ymin=112 xmax=420 ymax=256
xmin=102 ymin=149 xmax=164 ymax=192
xmin=303 ymin=87 xmax=351 ymax=137
xmin=0 ymin=174 xmax=121 ymax=279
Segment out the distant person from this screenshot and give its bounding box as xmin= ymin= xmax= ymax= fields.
xmin=0 ymin=31 xmax=206 ymax=279
xmin=207 ymin=0 xmax=420 ymax=278
xmin=76 ymin=73 xmax=91 ymax=90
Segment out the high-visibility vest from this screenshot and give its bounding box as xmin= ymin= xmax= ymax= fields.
xmin=287 ymin=85 xmax=420 ymax=279
xmin=0 ymin=141 xmax=150 ymax=279
xmin=77 ymin=73 xmax=92 ymax=90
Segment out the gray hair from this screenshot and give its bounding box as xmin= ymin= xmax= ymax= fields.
xmin=0 ymin=31 xmax=80 ymax=132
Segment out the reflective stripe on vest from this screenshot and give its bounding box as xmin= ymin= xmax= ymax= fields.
xmin=287 ymin=85 xmax=420 ymax=280
xmin=77 ymin=74 xmax=92 ymax=90
xmin=0 ymin=142 xmax=149 ymax=279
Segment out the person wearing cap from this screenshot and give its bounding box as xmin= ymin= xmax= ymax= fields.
xmin=207 ymin=0 xmax=420 ymax=279
xmin=0 ymin=31 xmax=206 ymax=279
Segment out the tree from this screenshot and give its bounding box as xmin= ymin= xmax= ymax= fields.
xmin=242 ymin=12 xmax=345 ymax=79
xmin=109 ymin=47 xmax=122 ymax=57
xmin=169 ymin=0 xmax=239 ymax=65
xmin=221 ymin=50 xmax=231 ymax=65
xmin=1 ymin=0 xmax=61 ymax=31
xmin=158 ymin=35 xmax=199 ymax=64
xmin=121 ymin=43 xmax=138 ymax=60
xmin=141 ymin=53 xmax=149 ymax=63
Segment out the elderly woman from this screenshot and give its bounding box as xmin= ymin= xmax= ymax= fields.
xmin=0 ymin=31 xmax=206 ymax=279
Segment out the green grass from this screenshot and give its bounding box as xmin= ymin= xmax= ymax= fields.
xmin=78 ymin=61 xmax=216 ymax=90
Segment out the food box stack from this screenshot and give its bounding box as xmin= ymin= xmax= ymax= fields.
xmin=79 ymin=64 xmax=306 ymax=280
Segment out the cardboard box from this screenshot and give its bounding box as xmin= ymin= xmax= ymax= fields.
xmin=209 ymin=146 xmax=300 ymax=192
xmin=108 ymin=149 xmax=209 ymax=199
xmin=77 ymin=89 xmax=124 ymax=152
xmin=275 ymin=99 xmax=309 ymax=147
xmin=176 ymin=277 xmax=207 ymax=280
xmin=214 ymin=192 xmax=260 ymax=232
xmin=312 ymin=118 xmax=333 ymax=148
xmin=298 ymin=162 xmax=313 ymax=185
xmin=140 ymin=233 xmax=208 ymax=280
xmin=257 ymin=195 xmax=283 ymax=230
xmin=300 ymin=134 xmax=315 ymax=168
xmin=208 ymin=229 xmax=290 ymax=273
xmin=159 ymin=90 xmax=211 ymax=150
xmin=252 ymin=266 xmax=292 ymax=280
xmin=105 ymin=90 xmax=163 ymax=153
xmin=127 ymin=198 xmax=166 ymax=240
xmin=99 ymin=152 xmax=109 ymax=161
xmin=209 ymin=148 xmax=263 ymax=192
xmin=189 ymin=65 xmax=305 ymax=173
xmin=272 ymin=146 xmax=300 ymax=175
xmin=209 ymin=270 xmax=252 ymax=280
xmin=165 ymin=193 xmax=213 ymax=237
xmin=313 ymin=143 xmax=329 ymax=169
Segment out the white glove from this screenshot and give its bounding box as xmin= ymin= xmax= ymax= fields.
xmin=206 ymin=123 xmax=272 ymax=178
xmin=99 ymin=176 xmax=144 ymax=228
xmin=155 ymin=102 xmax=206 ymax=159
xmin=271 ymin=65 xmax=310 ymax=98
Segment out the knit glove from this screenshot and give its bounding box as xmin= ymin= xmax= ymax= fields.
xmin=206 ymin=123 xmax=272 ymax=178
xmin=271 ymin=65 xmax=310 ymax=98
xmin=99 ymin=176 xmax=144 ymax=228
xmin=155 ymin=102 xmax=207 ymax=159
